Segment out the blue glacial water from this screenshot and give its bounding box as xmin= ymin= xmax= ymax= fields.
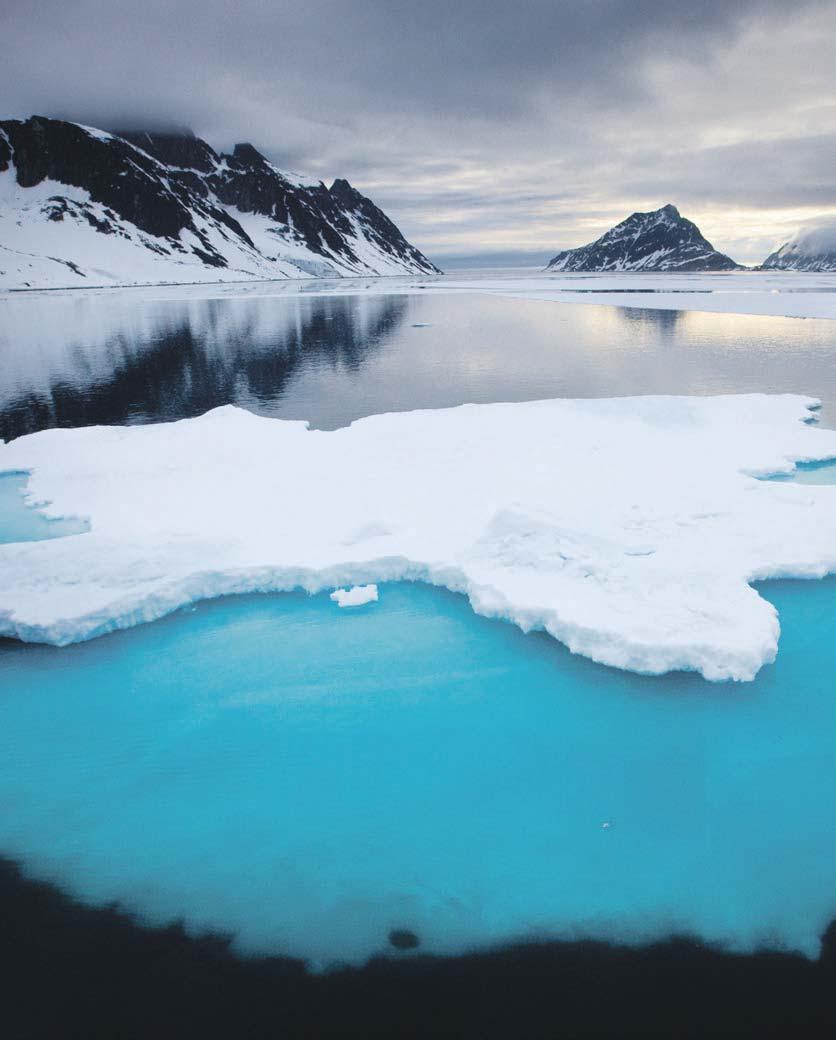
xmin=0 ymin=473 xmax=88 ymax=542
xmin=1 ymin=562 xmax=836 ymax=966
xmin=766 ymin=459 xmax=836 ymax=485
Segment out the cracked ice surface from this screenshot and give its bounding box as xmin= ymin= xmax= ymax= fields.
xmin=2 ymin=394 xmax=836 ymax=680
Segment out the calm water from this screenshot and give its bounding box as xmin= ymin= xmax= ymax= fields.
xmin=1 ymin=577 xmax=835 ymax=966
xmin=2 ymin=288 xmax=836 ymax=969
xmin=3 ymin=290 xmax=836 ymax=440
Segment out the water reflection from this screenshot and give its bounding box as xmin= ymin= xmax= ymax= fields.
xmin=2 ymin=291 xmax=836 ymax=439
xmin=615 ymin=307 xmax=685 ymax=336
xmin=0 ymin=295 xmax=409 ymax=441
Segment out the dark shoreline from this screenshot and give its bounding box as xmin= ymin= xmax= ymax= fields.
xmin=2 ymin=858 xmax=835 ymax=1039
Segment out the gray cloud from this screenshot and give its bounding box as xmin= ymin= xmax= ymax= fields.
xmin=619 ymin=134 xmax=836 ymax=209
xmin=789 ymin=222 xmax=836 ymax=252
xmin=2 ymin=0 xmax=834 ymax=264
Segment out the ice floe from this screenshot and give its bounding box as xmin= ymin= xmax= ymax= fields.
xmin=2 ymin=394 xmax=836 ymax=680
xmin=331 ymin=584 xmax=379 ymax=607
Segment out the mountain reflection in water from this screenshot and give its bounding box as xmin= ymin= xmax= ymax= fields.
xmin=0 ymin=295 xmax=408 ymax=440
xmin=3 ymin=290 xmax=836 ymax=442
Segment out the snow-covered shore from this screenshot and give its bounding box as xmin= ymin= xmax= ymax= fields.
xmin=5 ymin=269 xmax=836 ymax=320
xmin=438 ymin=270 xmax=836 ymax=320
xmin=2 ymin=394 xmax=836 ymax=680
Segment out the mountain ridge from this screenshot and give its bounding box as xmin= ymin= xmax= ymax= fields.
xmin=0 ymin=116 xmax=440 ymax=289
xmin=545 ymin=205 xmax=742 ymax=272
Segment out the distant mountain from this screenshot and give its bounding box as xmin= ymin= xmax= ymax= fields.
xmin=0 ymin=116 xmax=440 ymax=289
xmin=545 ymin=204 xmax=742 ymax=272
xmin=761 ymin=224 xmax=836 ymax=271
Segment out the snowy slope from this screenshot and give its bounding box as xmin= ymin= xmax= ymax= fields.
xmin=0 ymin=117 xmax=440 ymax=289
xmin=546 ymin=205 xmax=742 ymax=272
xmin=2 ymin=394 xmax=836 ymax=681
xmin=762 ymin=223 xmax=836 ymax=271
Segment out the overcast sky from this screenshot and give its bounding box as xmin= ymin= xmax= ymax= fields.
xmin=2 ymin=0 xmax=835 ymax=265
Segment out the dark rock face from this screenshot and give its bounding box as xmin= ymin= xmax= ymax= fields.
xmin=205 ymin=143 xmax=362 ymax=263
xmin=117 ymin=129 xmax=220 ymax=173
xmin=546 ymin=204 xmax=742 ymax=272
xmin=330 ymin=178 xmax=440 ymax=274
xmin=0 ymin=116 xmax=440 ymax=282
xmin=0 ymin=129 xmax=11 ymax=173
xmin=3 ymin=117 xmax=197 ymax=242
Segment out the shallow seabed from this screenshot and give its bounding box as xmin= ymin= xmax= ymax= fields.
xmin=1 ymin=575 xmax=835 ymax=968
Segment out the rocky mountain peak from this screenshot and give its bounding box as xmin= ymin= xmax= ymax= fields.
xmin=546 ymin=204 xmax=741 ymax=272
xmin=330 ymin=177 xmax=358 ymax=197
xmin=230 ymin=142 xmax=269 ymax=166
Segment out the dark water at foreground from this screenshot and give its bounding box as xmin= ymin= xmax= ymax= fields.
xmin=3 ymin=855 xmax=835 ymax=1039
xmin=3 ymin=290 xmax=836 ymax=441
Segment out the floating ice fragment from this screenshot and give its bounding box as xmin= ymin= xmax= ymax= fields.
xmin=330 ymin=584 xmax=379 ymax=608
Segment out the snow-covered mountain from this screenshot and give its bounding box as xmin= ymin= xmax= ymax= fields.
xmin=545 ymin=204 xmax=742 ymax=272
xmin=0 ymin=116 xmax=441 ymax=289
xmin=761 ymin=224 xmax=836 ymax=271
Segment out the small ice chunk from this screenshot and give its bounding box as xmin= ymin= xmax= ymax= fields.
xmin=330 ymin=584 xmax=379 ymax=608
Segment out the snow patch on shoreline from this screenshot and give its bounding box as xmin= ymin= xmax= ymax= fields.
xmin=2 ymin=395 xmax=836 ymax=680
